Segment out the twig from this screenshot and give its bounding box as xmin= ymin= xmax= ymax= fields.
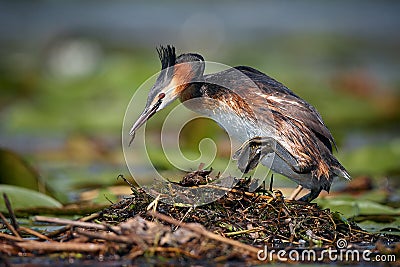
xmin=148 ymin=211 xmax=260 ymax=257
xmin=34 ymin=216 xmax=120 ymax=233
xmin=351 ymin=228 xmax=370 ymax=235
xmin=75 ymin=229 xmax=128 ymax=243
xmin=146 ymin=194 xmax=161 ymax=212
xmin=45 ymin=212 xmax=100 ymax=238
xmin=104 ymin=195 xmax=114 ymax=205
xmin=117 ymin=174 xmax=135 ymax=188
xmin=173 ymin=206 xmax=193 ymax=231
xmin=269 ymin=174 xmax=274 ymax=191
xmin=102 ymin=223 xmax=121 ymax=235
xmin=224 ymin=227 xmax=264 ymax=237
xmin=201 ymin=184 xmax=274 ymax=201
xmin=0 ymin=212 xmax=21 ymax=238
xmin=0 ymin=232 xmax=23 ymax=241
xmin=126 ymin=248 xmax=144 ymax=260
xmin=148 ymin=246 xmax=201 ymax=259
xmin=15 ymin=240 xmax=105 ymax=252
xmin=75 ymin=229 xmax=147 ymax=249
xmin=18 ymin=226 xmax=52 ymax=241
xmin=80 ymin=212 xmax=101 ymax=222
xmin=3 ymin=193 xmax=19 ymax=230
xmin=289 ymin=185 xmax=303 ymax=200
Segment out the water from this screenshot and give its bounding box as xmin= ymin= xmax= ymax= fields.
xmin=1 ymin=1 xmax=399 ymax=45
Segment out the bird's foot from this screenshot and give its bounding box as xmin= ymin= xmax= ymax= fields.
xmin=233 ymin=136 xmax=312 ymax=174
xmin=297 ymin=188 xmax=322 ymax=202
xmin=233 ymin=137 xmax=268 ymax=173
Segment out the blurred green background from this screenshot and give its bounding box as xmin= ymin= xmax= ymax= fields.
xmin=0 ymin=1 xmax=399 ymax=205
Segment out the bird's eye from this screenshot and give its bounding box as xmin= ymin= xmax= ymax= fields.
xmin=158 ymin=93 xmax=166 ymax=99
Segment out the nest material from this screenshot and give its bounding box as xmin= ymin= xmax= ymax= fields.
xmin=0 ymin=168 xmax=396 ymax=264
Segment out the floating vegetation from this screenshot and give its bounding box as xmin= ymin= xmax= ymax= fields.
xmin=0 ymin=168 xmax=399 ymax=265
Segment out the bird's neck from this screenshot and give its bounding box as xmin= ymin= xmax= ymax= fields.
xmin=179 ymin=82 xmax=204 ymax=103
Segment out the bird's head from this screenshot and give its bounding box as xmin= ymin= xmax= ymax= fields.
xmin=129 ymin=45 xmax=204 ymax=143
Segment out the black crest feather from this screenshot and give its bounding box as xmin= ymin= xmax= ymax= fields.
xmin=157 ymin=45 xmax=176 ymax=70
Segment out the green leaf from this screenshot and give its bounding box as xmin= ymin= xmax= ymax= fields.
xmin=317 ymin=197 xmax=400 ymax=218
xmin=0 ymin=185 xmax=62 ymax=213
xmin=0 ymin=148 xmax=42 ymax=191
xmin=357 ymin=219 xmax=400 ymax=236
xmin=331 ymin=211 xmax=350 ymax=225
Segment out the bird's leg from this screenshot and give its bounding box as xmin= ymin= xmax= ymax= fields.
xmin=298 ymin=188 xmax=322 ymax=202
xmin=233 ymin=138 xmax=263 ymax=173
xmin=233 ymin=136 xmax=311 ymax=174
xmin=259 ymin=137 xmax=312 ymax=174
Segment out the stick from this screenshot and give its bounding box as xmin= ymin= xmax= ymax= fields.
xmin=289 ymin=185 xmax=303 ymax=200
xmin=224 ymin=227 xmax=264 ymax=237
xmin=34 ymin=216 xmax=119 ymax=233
xmin=0 ymin=212 xmax=21 ymax=238
xmin=148 ymin=211 xmax=260 ymax=256
xmin=197 ymin=184 xmax=274 ymax=201
xmin=173 ymin=206 xmax=193 ymax=231
xmin=75 ymin=229 xmax=147 ymax=248
xmin=126 ymin=248 xmax=144 ymax=260
xmin=15 ymin=240 xmax=105 ymax=252
xmin=3 ymin=193 xmax=19 ymax=230
xmin=0 ymin=232 xmax=23 ymax=242
xmin=117 ymin=174 xmax=135 ymax=188
xmin=45 ymin=212 xmax=100 ymax=238
xmin=75 ymin=229 xmax=130 ymax=243
xmin=18 ymin=226 xmax=52 ymax=241
xmin=148 ymin=247 xmax=200 ymax=259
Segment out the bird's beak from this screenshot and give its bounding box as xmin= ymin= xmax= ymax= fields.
xmin=128 ymin=93 xmax=165 ymax=145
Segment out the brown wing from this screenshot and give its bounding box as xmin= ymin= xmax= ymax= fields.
xmin=235 ymin=66 xmax=336 ymax=153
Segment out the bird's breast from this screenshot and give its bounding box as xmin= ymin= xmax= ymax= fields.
xmin=184 ymin=98 xmax=275 ymax=142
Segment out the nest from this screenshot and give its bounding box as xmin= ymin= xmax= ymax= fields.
xmin=0 ymin=167 xmax=398 ymax=265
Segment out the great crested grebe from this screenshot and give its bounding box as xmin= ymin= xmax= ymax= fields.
xmin=129 ymin=45 xmax=350 ymax=202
